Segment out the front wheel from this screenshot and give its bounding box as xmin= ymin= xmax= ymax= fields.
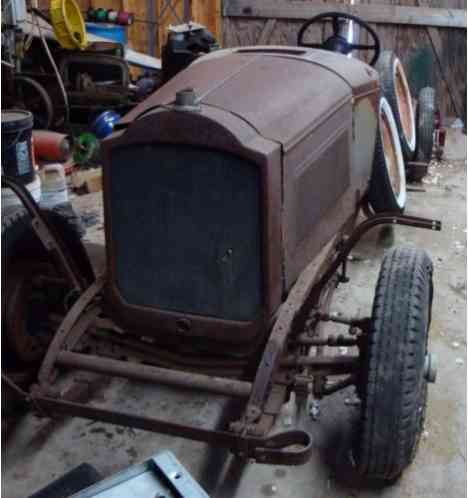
xmin=355 ymin=246 xmax=435 ymax=482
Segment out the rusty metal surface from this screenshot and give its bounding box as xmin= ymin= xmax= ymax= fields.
xmin=312 ymin=212 xmax=442 ymax=295
xmin=120 ymin=47 xmax=379 ymax=150
xmin=239 ymin=235 xmax=339 ymax=425
xmin=37 ymin=276 xmax=105 ymax=386
xmin=3 ymin=373 xmax=313 ymax=466
xmin=202 ymin=53 xmax=351 ymax=151
xmin=102 ymin=106 xmax=283 ymax=353
xmin=88 ymin=328 xmax=249 ymax=377
xmin=56 ymin=352 xmax=253 ymax=398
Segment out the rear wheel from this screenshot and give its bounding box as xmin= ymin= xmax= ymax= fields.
xmin=368 ymin=96 xmax=407 ymax=213
xmin=375 ymin=51 xmax=416 ymax=161
xmin=355 ymin=246 xmax=435 ymax=482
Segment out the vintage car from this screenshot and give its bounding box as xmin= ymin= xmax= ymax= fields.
xmin=2 ymin=13 xmax=440 ymax=483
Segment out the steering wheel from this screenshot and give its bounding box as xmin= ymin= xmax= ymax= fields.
xmin=297 ymin=12 xmax=381 ymax=66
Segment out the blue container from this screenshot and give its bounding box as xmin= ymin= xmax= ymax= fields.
xmin=91 ymin=111 xmax=121 ymax=139
xmin=86 ymin=22 xmax=127 ymax=45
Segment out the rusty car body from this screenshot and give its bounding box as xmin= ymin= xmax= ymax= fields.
xmin=3 ymin=15 xmax=441 ymax=483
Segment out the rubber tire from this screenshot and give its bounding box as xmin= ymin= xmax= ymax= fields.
xmin=2 ymin=204 xmax=93 ymax=283
xmin=368 ymin=96 xmax=407 ymax=213
xmin=415 ymin=87 xmax=435 ymax=163
xmin=375 ymin=51 xmax=416 ymax=161
xmin=356 ymin=246 xmax=434 ymax=482
xmin=2 ymin=205 xmax=94 ymax=365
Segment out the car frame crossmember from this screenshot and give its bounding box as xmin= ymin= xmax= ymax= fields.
xmin=1 ymin=176 xmax=441 ymax=465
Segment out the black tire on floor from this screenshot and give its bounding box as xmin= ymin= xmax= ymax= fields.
xmin=368 ymin=96 xmax=407 ymax=213
xmin=2 ymin=204 xmax=93 ymax=283
xmin=415 ymin=87 xmax=436 ymax=163
xmin=375 ymin=51 xmax=416 ymax=161
xmin=2 ymin=204 xmax=94 ymax=364
xmin=355 ymin=246 xmax=434 ymax=482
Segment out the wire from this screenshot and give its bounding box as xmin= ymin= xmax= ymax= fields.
xmin=32 ymin=9 xmax=70 ymax=126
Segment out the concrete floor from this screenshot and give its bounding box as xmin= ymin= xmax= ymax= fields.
xmin=3 ymin=130 xmax=466 ymax=498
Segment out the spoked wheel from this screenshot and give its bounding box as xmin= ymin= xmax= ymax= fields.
xmin=376 ymin=51 xmax=416 ymax=160
xmin=368 ymin=96 xmax=407 ymax=213
xmin=355 ymin=246 xmax=436 ymax=483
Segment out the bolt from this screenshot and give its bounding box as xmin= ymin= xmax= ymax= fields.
xmin=309 ymin=400 xmax=320 ymax=421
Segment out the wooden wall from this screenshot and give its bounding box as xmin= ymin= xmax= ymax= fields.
xmin=223 ymin=0 xmax=467 ymax=118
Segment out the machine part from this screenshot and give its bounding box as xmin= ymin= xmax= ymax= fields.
xmin=368 ymin=96 xmax=407 ymax=213
xmin=5 ymin=373 xmax=313 ymax=466
xmin=60 ymin=54 xmax=129 ymax=89
xmin=355 ymin=246 xmax=434 ymax=481
xmin=56 ymin=351 xmax=252 ymax=397
xmin=376 ymin=51 xmax=416 ymax=160
xmin=1 ymin=109 xmax=36 ymax=183
xmin=64 ymin=452 xmax=208 ymax=498
xmin=162 ymin=23 xmax=219 ymax=82
xmin=90 ymin=110 xmax=121 ymax=139
xmin=297 ymin=12 xmax=381 ymax=66
xmin=415 ymin=87 xmax=436 ymax=163
xmin=32 ymin=131 xmax=71 ymax=162
xmin=50 ymin=0 xmax=88 ymax=50
xmin=1 ymin=203 xmax=440 ymax=467
xmin=312 ymin=212 xmax=440 ymax=297
xmin=36 ymin=276 xmax=104 ymax=385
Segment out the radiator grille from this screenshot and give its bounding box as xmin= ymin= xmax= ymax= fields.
xmin=109 ymin=144 xmax=262 ymax=322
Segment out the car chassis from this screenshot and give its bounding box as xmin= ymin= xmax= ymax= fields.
xmin=2 ymin=174 xmax=441 ymax=466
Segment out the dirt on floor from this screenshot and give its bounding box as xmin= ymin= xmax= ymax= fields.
xmin=2 ymin=130 xmax=466 ymax=498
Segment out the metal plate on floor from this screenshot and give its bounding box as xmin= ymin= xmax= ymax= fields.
xmin=70 ymin=451 xmax=209 ymax=498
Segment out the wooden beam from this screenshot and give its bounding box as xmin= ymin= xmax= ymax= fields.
xmin=413 ymin=0 xmax=464 ymax=118
xmin=426 ymin=27 xmax=463 ymax=116
xmin=258 ymin=19 xmax=277 ymax=44
xmin=192 ymin=0 xmax=223 ymax=42
xmin=224 ymin=0 xmax=467 ymax=29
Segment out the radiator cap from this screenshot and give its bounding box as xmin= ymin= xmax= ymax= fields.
xmin=174 ymin=88 xmax=200 ymax=112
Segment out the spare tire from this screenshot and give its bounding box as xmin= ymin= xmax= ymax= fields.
xmin=415 ymin=87 xmax=436 ymax=163
xmin=2 ymin=204 xmax=94 ymax=364
xmin=368 ymin=96 xmax=407 ymax=213
xmin=376 ymin=51 xmax=416 ymax=161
